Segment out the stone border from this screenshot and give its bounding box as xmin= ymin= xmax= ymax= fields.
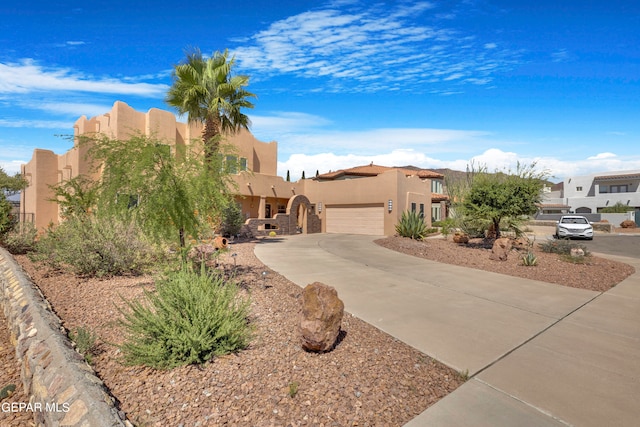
xmin=0 ymin=247 xmax=129 ymax=427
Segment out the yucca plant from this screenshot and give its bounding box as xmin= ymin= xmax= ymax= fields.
xmin=521 ymin=251 xmax=538 ymax=266
xmin=396 ymin=210 xmax=428 ymax=240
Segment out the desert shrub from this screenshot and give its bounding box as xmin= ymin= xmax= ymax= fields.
xmin=620 ymin=220 xmax=636 ymax=229
xmin=396 ymin=210 xmax=428 ymax=240
xmin=1 ymin=222 xmax=38 ymax=254
xmin=538 ymin=239 xmax=590 ymax=256
xmin=219 ymin=202 xmax=245 ymax=237
xmin=31 ymin=217 xmax=157 ymax=277
xmin=69 ymin=326 xmax=98 ymax=364
xmin=118 ymin=267 xmax=252 ymax=369
xmin=600 ymin=202 xmax=634 ymax=213
xmin=457 ymin=217 xmax=489 ymax=238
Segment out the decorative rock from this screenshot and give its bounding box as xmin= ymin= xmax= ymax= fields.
xmin=511 ymin=236 xmax=530 ymax=251
xmin=570 ymin=247 xmax=585 ymax=257
xmin=187 ymin=244 xmax=218 ymax=266
xmin=452 ymin=233 xmax=469 ymax=244
xmin=300 ymin=282 xmax=344 ymax=352
xmin=489 ymin=238 xmax=512 ymax=261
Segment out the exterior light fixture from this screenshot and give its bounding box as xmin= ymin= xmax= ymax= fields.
xmin=318 ymin=202 xmax=323 ymax=213
xmin=388 ymin=199 xmax=393 ymax=212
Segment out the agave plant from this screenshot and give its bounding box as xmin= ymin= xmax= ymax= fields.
xmin=521 ymin=251 xmax=538 ymax=266
xmin=395 ymin=210 xmax=428 ymax=240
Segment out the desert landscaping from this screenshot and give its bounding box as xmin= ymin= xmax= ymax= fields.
xmin=1 ymin=229 xmax=636 ymax=426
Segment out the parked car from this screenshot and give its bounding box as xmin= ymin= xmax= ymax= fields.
xmin=555 ymin=215 xmax=594 ymax=240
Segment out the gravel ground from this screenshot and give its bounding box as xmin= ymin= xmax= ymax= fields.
xmin=2 ymin=239 xmax=463 ymax=427
xmin=0 ymin=316 xmax=35 ymax=426
xmin=1 ymin=233 xmax=635 ymax=426
xmin=375 ymin=235 xmax=635 ymax=292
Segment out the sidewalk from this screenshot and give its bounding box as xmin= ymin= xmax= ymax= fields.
xmin=255 ymin=234 xmax=640 ymax=427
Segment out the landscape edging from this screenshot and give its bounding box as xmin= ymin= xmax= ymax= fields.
xmin=0 ymin=247 xmax=129 ymax=427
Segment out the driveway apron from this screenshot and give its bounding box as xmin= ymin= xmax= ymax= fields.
xmin=255 ymin=234 xmax=640 ymax=427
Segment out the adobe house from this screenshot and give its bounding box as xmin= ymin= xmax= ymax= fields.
xmin=21 ymin=101 xmax=442 ymax=236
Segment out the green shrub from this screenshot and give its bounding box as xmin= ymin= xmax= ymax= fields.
xmin=30 ymin=217 xmax=157 ymax=277
xmin=538 ymin=239 xmax=590 ymax=256
xmin=457 ymin=217 xmax=490 ymax=238
xmin=69 ymin=326 xmax=98 ymax=364
xmin=118 ymin=267 xmax=252 ymax=369
xmin=1 ymin=222 xmax=38 ymax=254
xmin=396 ymin=210 xmax=428 ymax=240
xmin=219 ymin=202 xmax=245 ymax=237
xmin=437 ymin=217 xmax=456 ymax=239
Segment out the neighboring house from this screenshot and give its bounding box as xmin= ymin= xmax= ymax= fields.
xmin=20 ymin=101 xmax=441 ymax=236
xmin=540 ymin=170 xmax=640 ymax=225
xmin=315 ymin=164 xmax=448 ymax=223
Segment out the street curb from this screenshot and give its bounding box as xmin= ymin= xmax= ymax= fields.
xmin=0 ymin=247 xmax=129 ymax=427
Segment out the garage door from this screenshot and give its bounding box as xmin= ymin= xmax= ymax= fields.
xmin=325 ymin=204 xmax=384 ymax=235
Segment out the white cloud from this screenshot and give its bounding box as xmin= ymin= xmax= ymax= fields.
xmin=0 ymin=59 xmax=168 ymax=96
xmin=0 ymin=118 xmax=73 ymax=129
xmin=274 ymin=128 xmax=492 ymax=157
xmin=249 ymin=112 xmax=332 ymax=133
xmin=0 ymin=160 xmax=26 ymax=176
xmin=587 ymin=152 xmax=617 ymax=160
xmin=20 ymin=101 xmax=113 ymax=118
xmin=233 ymin=1 xmax=518 ymax=93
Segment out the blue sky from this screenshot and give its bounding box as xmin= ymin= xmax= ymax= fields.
xmin=1 ymin=0 xmax=639 ymax=182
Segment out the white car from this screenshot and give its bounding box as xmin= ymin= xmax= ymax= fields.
xmin=555 ymin=215 xmax=594 ymax=240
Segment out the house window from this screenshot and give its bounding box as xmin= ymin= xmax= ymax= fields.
xmin=431 ymin=180 xmax=443 ymax=194
xmin=411 ymin=202 xmax=417 ymax=212
xmin=431 ymin=205 xmax=441 ymax=222
xmin=576 ymin=186 xmax=583 ymax=191
xmin=239 ymin=157 xmax=248 ymax=171
xmin=419 ymin=203 xmax=425 ymax=217
xmin=277 ymin=204 xmax=286 ymax=214
xmin=611 ymin=185 xmax=629 ymax=193
xmin=225 ymin=155 xmax=238 ymax=174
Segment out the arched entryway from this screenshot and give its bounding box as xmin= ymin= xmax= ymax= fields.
xmin=287 ymin=195 xmax=311 ymax=234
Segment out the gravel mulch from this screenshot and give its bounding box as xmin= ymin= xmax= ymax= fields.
xmin=375 ymin=235 xmax=636 ymax=292
xmin=2 ymin=240 xmax=463 ymax=427
xmin=0 ymin=315 xmax=35 ymax=427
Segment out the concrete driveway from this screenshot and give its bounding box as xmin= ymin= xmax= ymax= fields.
xmin=255 ymin=233 xmax=640 ymax=427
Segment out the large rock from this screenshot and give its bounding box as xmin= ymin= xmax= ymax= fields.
xmin=489 ymin=237 xmax=512 ymax=261
xmin=187 ymin=244 xmax=218 ymax=267
xmin=300 ymin=282 xmax=344 ymax=352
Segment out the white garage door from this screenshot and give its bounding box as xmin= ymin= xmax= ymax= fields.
xmin=325 ymin=204 xmax=384 ymax=235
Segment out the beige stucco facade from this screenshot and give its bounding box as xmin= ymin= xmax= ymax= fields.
xmin=21 ymin=101 xmax=437 ymax=236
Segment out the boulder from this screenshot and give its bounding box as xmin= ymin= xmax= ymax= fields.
xmin=511 ymin=236 xmax=530 ymax=251
xmin=570 ymin=247 xmax=585 ymax=258
xmin=300 ymin=282 xmax=344 ymax=352
xmin=188 ymin=244 xmax=218 ymax=266
xmin=452 ymin=233 xmax=469 ymax=244
xmin=489 ymin=237 xmax=512 ymax=261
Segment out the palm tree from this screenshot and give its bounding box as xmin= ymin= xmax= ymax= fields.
xmin=166 ymin=48 xmax=256 ymax=157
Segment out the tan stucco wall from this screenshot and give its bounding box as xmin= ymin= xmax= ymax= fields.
xmin=300 ymin=171 xmax=432 ymax=235
xmin=21 ymin=101 xmax=279 ymax=231
xmin=20 ymin=150 xmax=59 ymax=231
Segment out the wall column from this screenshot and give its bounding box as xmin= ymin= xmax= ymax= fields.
xmin=258 ymin=196 xmax=266 ymax=219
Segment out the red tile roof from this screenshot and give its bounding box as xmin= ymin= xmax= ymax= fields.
xmin=594 ymin=173 xmax=640 ymax=181
xmin=316 ymin=164 xmax=444 ymax=180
